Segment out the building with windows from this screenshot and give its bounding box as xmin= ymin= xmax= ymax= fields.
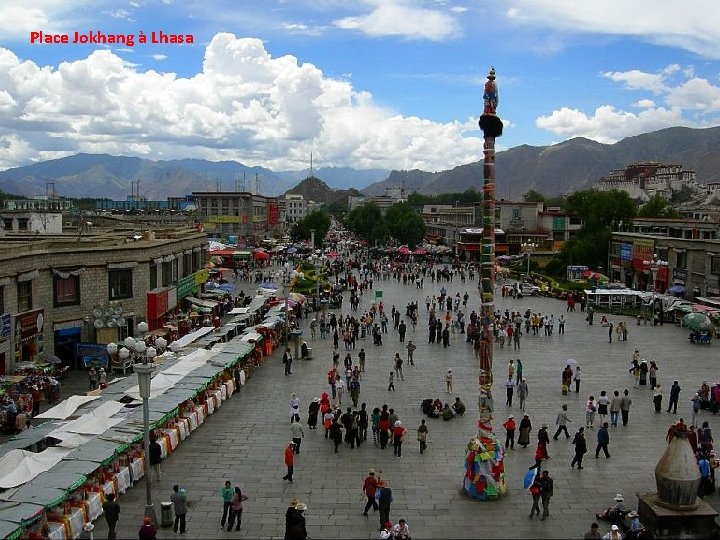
xmin=192 ymin=191 xmax=281 ymax=239
xmin=284 ymin=194 xmax=307 ymax=223
xmin=0 ymin=210 xmax=64 ymax=234
xmin=594 ymin=162 xmax=697 ymax=201
xmin=0 ymin=227 xmax=207 ymax=375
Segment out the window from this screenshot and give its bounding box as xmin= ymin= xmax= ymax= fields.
xmin=0 ymin=286 xmax=4 ymax=313
xmin=2 ymin=218 xmax=12 ymax=231
xmin=162 ymin=262 xmax=172 ymax=287
xmin=676 ymin=251 xmax=687 ymax=270
xmin=17 ymin=218 xmax=28 ymax=231
xmin=108 ymin=269 xmax=133 ymax=300
xmin=54 ymin=275 xmax=80 ymax=307
xmin=119 ymin=316 xmax=134 ymax=341
xmin=17 ymin=281 xmax=32 ymax=311
xmin=149 ymin=262 xmax=158 ymax=289
xmin=711 ymin=256 xmax=720 ymax=276
xmin=183 ymin=253 xmax=192 ymax=277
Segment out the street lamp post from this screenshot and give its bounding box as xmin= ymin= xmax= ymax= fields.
xmin=642 ymin=254 xmax=668 ymax=292
xmin=134 ymin=355 xmax=157 ymax=524
xmin=522 ymin=242 xmax=537 ymax=277
xmin=284 ymin=281 xmax=290 ymax=347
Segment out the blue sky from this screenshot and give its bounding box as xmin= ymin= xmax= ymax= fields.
xmin=0 ymin=0 xmax=719 ymax=174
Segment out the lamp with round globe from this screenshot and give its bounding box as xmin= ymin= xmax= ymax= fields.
xmin=145 ymin=347 xmax=157 ymax=363
xmin=118 ymin=347 xmax=130 ymax=362
xmin=106 ymin=342 xmax=118 ymax=356
xmin=155 ymin=337 xmax=167 ymax=352
xmin=169 ymin=341 xmax=181 ymax=353
xmin=137 ymin=321 xmax=149 ymax=335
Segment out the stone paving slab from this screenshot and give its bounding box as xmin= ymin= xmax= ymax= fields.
xmin=82 ymin=274 xmax=720 ymax=539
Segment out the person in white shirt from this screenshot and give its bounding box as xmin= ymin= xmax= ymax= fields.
xmin=334 ymin=376 xmax=346 ymax=405
xmin=391 ymin=519 xmax=410 ymax=539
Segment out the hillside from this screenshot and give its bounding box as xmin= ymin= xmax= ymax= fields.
xmin=362 ymin=126 xmax=720 ymax=197
xmin=285 ymin=176 xmax=362 ymax=207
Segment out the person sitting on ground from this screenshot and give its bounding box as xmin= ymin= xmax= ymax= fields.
xmin=452 ymin=397 xmax=466 ymax=416
xmin=441 ymin=403 xmax=455 ymax=421
xmin=301 ymin=341 xmax=309 ymax=359
xmin=429 ymin=398 xmax=443 ymax=418
xmin=600 ymin=315 xmax=609 ymax=327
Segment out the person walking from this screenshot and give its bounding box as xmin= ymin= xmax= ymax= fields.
xmin=538 ymin=470 xmax=554 ymax=520
xmin=518 ymin=414 xmax=532 ymax=449
xmin=101 ymin=492 xmax=120 ymax=539
xmin=586 ymin=396 xmax=596 ymax=428
xmin=553 ymin=404 xmax=571 ymax=440
xmin=653 ymin=383 xmax=663 ymax=412
xmin=609 ymin=391 xmax=621 ymax=428
xmin=282 ymin=441 xmax=295 ymax=483
xmin=503 ymin=415 xmax=516 ymax=449
xmin=330 ymin=418 xmax=343 ymax=453
xmin=358 ymin=348 xmax=366 ymax=372
xmin=398 ymin=320 xmax=407 ymax=342
xmin=149 ymin=433 xmax=162 ymax=482
xmin=608 ymin=321 xmax=613 ymax=343
xmin=220 ymin=480 xmax=233 ymax=529
xmin=226 ymin=486 xmax=249 ymax=532
xmin=584 ymin=522 xmax=602 ymax=539
xmin=505 ymin=376 xmax=515 ymax=407
xmin=668 ymin=381 xmax=681 ymax=413
xmin=574 ymin=366 xmax=582 ymax=394
xmin=170 ymin=484 xmax=188 ymax=534
xmin=529 ymin=477 xmax=542 ymax=519
xmin=417 ymin=419 xmax=428 ymax=454
xmin=283 ymin=347 xmax=293 ymax=376
xmin=138 ymin=516 xmax=157 ymax=540
xmin=362 ymin=469 xmax=379 ymax=516
xmin=571 ymin=427 xmax=587 ymax=469
xmin=517 ymin=378 xmax=529 ymax=412
xmin=375 ymin=479 xmax=393 ymax=531
xmin=291 ymin=417 xmax=304 ymax=454
xmin=387 ymin=371 xmax=395 ymax=392
xmin=405 ymin=341 xmax=416 ymax=365
xmin=649 ymin=360 xmax=659 ymax=389
xmin=595 ymin=422 xmax=611 ymax=458
xmin=620 ymin=389 xmax=632 ymax=426
xmin=392 ymin=421 xmax=406 ymax=458
xmin=516 ymin=358 xmax=524 ymax=385
xmin=393 ymin=353 xmax=404 ymax=381
xmin=445 ymin=369 xmax=453 ymax=393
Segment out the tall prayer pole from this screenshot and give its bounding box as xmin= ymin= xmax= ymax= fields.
xmin=463 ymin=67 xmax=507 ymax=500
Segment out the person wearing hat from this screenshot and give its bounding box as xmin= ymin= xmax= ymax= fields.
xmin=627 ymin=510 xmax=642 ymax=532
xmin=502 ymin=415 xmax=516 ymax=450
xmin=375 ymin=479 xmax=393 ymax=532
xmin=98 ymin=367 xmax=107 ymax=386
xmin=282 ymin=441 xmax=295 ymax=483
xmin=138 ymin=516 xmax=157 ymax=540
xmin=583 ymin=522 xmax=602 ymax=539
xmin=603 ymin=524 xmax=622 ymax=540
xmin=284 ymin=497 xmax=307 ymax=540
xmin=307 ymin=398 xmax=320 ymax=430
xmin=78 ymin=522 xmax=94 ymax=540
xmin=362 ymin=469 xmax=379 ymax=516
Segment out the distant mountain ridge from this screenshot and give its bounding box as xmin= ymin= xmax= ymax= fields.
xmin=362 ymin=126 xmax=720 ymax=197
xmin=285 ymin=176 xmax=363 ymax=207
xmin=2 ymin=126 xmax=719 ymax=201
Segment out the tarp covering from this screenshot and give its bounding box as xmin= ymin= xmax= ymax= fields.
xmin=0 ymin=448 xmax=73 ymax=489
xmin=171 ymin=326 xmax=214 ymax=349
xmin=34 ymin=395 xmax=101 ymax=420
xmin=47 ymin=401 xmax=126 ymax=442
xmin=124 ymin=349 xmax=213 ymax=400
xmin=185 ymin=296 xmax=218 ymax=309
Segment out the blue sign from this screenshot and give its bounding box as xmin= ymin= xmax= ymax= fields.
xmin=0 ymin=314 xmax=10 ymax=341
xmin=620 ymin=244 xmax=632 ymax=262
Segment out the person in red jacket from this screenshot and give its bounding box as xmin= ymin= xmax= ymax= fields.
xmin=282 ymin=441 xmax=295 ymax=483
xmin=392 ymin=421 xmax=406 ymax=458
xmin=503 ymin=415 xmax=516 ymax=449
xmin=362 ymin=469 xmax=379 ymax=516
xmin=138 ymin=516 xmax=157 ymax=540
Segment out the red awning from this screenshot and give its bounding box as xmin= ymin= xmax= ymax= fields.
xmin=209 ymin=249 xmax=238 ymax=256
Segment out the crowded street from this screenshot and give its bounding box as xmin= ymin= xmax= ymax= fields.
xmin=80 ymin=258 xmax=719 ymax=539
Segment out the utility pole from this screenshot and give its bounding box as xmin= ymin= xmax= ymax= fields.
xmin=463 ymin=67 xmax=507 ymax=501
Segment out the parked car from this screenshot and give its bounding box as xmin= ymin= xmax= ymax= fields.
xmin=521 ymin=282 xmax=541 ymax=296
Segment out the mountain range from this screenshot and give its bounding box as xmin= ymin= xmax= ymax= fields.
xmin=0 ymin=126 xmax=719 ymax=200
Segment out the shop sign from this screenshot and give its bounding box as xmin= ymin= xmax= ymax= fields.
xmin=177 ymin=275 xmax=196 ymax=300
xmin=15 ymin=309 xmax=44 ymax=341
xmin=620 ymin=244 xmax=632 ymax=262
xmin=194 ymin=269 xmax=210 ymax=286
xmin=268 ymin=203 xmax=279 ymax=225
xmin=146 ymin=288 xmax=169 ymax=319
xmin=632 ymin=238 xmax=654 ymax=270
xmin=208 ymin=215 xmax=241 ymax=224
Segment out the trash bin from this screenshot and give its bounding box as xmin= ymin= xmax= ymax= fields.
xmin=161 ymin=502 xmax=173 ymax=527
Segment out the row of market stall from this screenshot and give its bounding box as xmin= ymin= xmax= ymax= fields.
xmin=0 ymin=292 xmax=290 ymax=540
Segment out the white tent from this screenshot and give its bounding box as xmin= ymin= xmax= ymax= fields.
xmin=0 ymin=447 xmax=73 ymax=489
xmin=34 ymin=395 xmax=101 ymax=420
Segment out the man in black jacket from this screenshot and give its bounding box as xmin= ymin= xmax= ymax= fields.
xmin=102 ymin=493 xmax=121 ymax=538
xmin=667 ymin=381 xmax=682 ymax=413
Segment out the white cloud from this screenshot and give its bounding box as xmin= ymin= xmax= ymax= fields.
xmin=0 ymin=0 xmax=92 ymax=40
xmin=107 ymin=8 xmax=133 ymax=20
xmin=504 ymin=1 xmax=720 ymax=59
xmin=602 ymin=69 xmax=667 ymax=94
xmin=0 ymin=33 xmax=482 ymax=171
xmin=333 ymin=0 xmax=460 ymax=41
xmin=151 ymin=54 xmax=168 ymax=61
xmin=634 ymin=99 xmax=655 ymax=108
xmin=450 ymin=6 xmax=467 ymax=13
xmin=536 ymin=105 xmax=690 ymax=144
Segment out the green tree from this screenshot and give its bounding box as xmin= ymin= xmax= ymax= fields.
xmin=523 ymin=190 xmax=545 ymax=202
xmin=384 ymin=202 xmax=426 ymax=248
xmin=290 ymin=209 xmax=331 ymax=243
xmin=345 ymin=202 xmax=388 ymax=245
xmin=638 ymin=194 xmax=679 ymax=218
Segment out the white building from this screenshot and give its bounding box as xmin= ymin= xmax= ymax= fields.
xmin=284 ymin=194 xmax=307 ymax=223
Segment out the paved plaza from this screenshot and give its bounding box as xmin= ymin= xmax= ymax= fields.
xmin=85 ymin=273 xmax=720 ymax=539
